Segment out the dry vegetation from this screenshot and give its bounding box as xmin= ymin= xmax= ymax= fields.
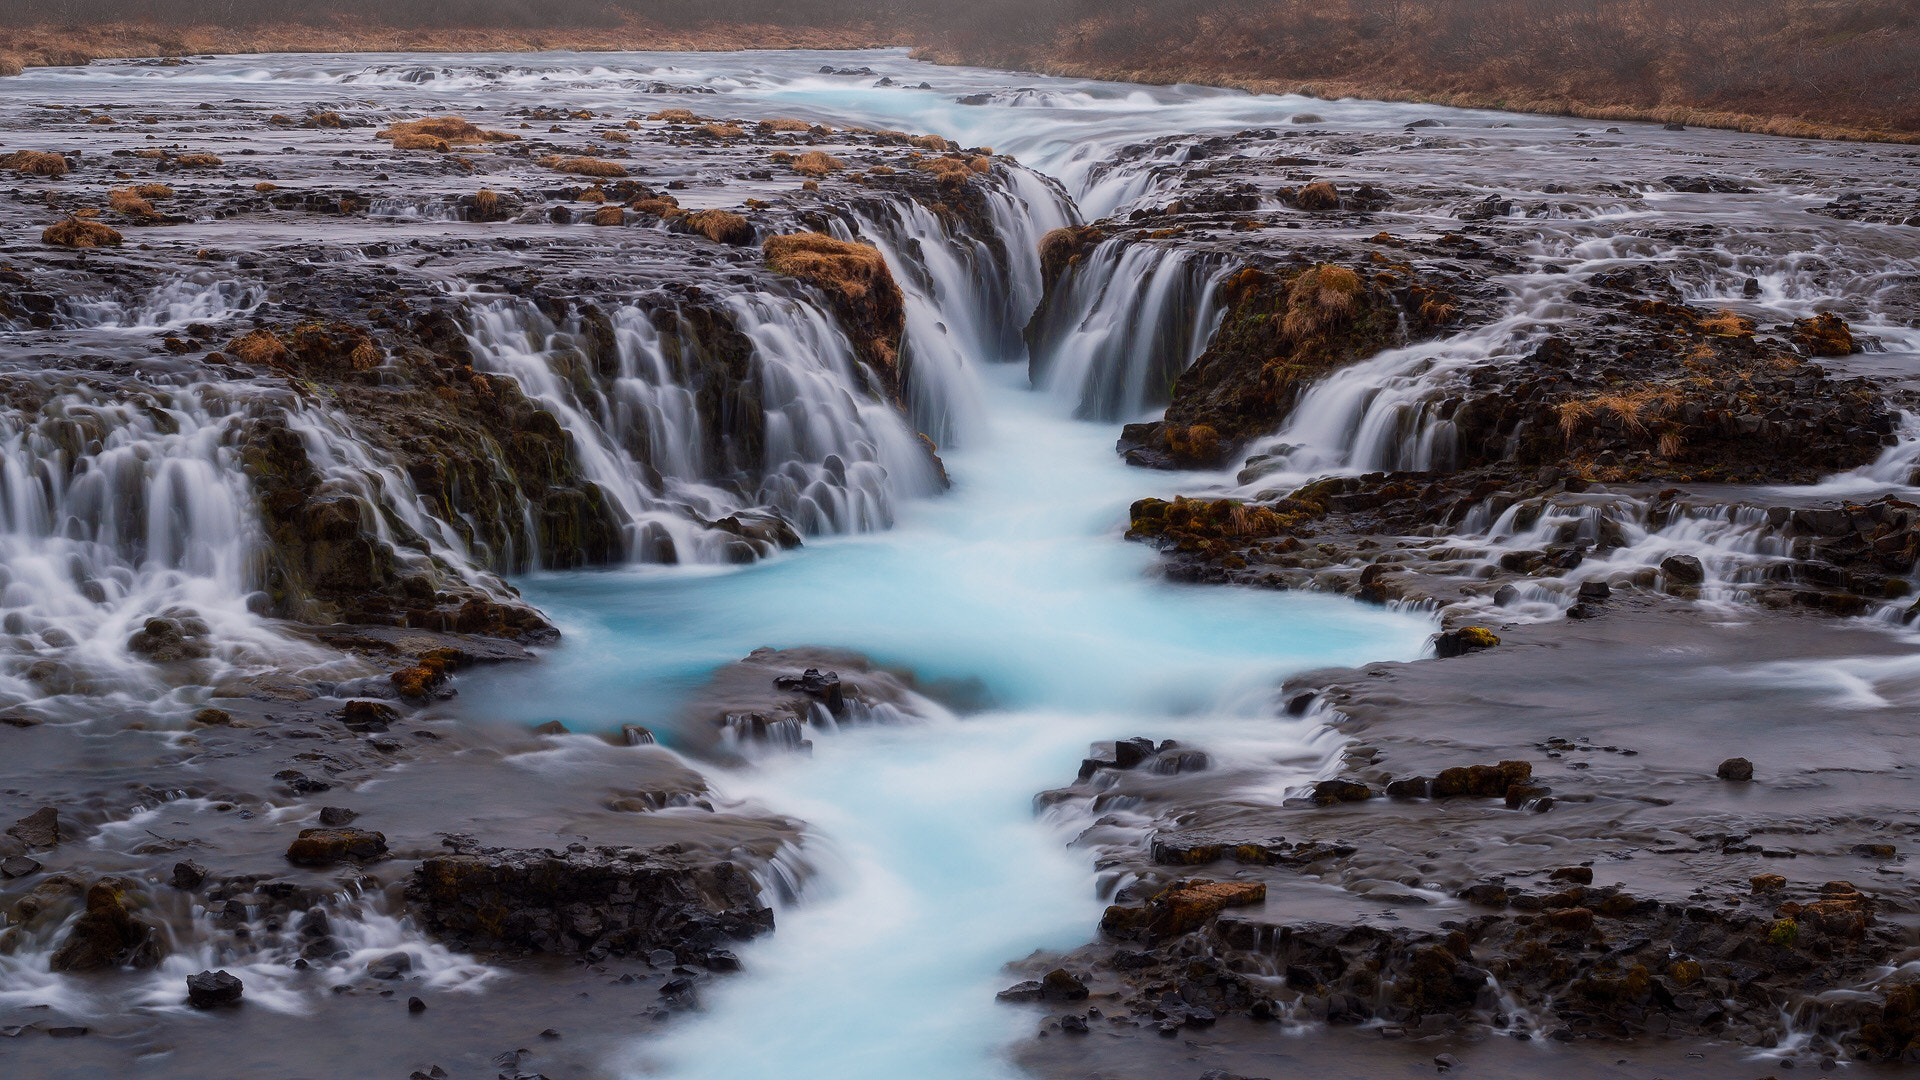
xmin=2 ymin=150 xmax=69 ymax=176
xmin=376 ymin=115 xmax=518 ymax=146
xmin=42 ymin=214 xmax=121 ymax=247
xmin=539 ymin=155 xmax=628 ymax=178
xmin=763 ymin=232 xmax=890 ymax=303
xmin=0 ymin=2 xmax=1914 ymax=139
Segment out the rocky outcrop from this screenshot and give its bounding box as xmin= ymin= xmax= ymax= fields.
xmin=677 ymin=646 xmax=930 ymax=757
xmin=408 ymin=845 xmax=773 ymax=963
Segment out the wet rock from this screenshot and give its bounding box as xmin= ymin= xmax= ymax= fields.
xmin=366 ymin=951 xmax=413 ymax=980
xmin=1041 ymin=968 xmax=1089 ymax=1001
xmin=622 ymin=724 xmax=656 ymax=746
xmin=408 ymin=995 xmax=427 ymax=1013
xmin=533 ymin=720 xmax=570 ymax=736
xmin=317 ymin=807 xmax=358 ymax=827
xmin=186 ymin=969 xmax=243 ymax=1008
xmin=286 ymin=826 xmax=389 ymax=866
xmin=997 ymin=980 xmax=1044 ymax=1002
xmin=1717 ymin=757 xmax=1755 ymax=782
xmin=1661 ymin=554 xmax=1706 ymax=585
xmin=1311 ymin=779 xmax=1374 ymax=805
xmin=1577 ymin=580 xmax=1612 ymax=602
xmin=339 ymin=700 xmax=398 ymax=732
xmin=1 ymin=856 xmax=41 ymax=879
xmin=5 ymin=807 xmax=59 ymax=849
xmin=1432 ymin=626 xmax=1500 ymax=658
xmin=408 ymin=845 xmax=772 ymax=958
xmin=771 ymin=668 xmax=845 ymax=713
xmin=1431 ymin=760 xmax=1533 ymax=799
xmin=49 ymin=882 xmax=166 ymax=972
xmin=171 ymin=860 xmax=208 ymax=888
xmin=1102 ymin=879 xmax=1267 ymax=941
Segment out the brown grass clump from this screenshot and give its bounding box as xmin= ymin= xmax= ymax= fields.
xmin=907 ymin=133 xmax=954 ymax=151
xmin=540 ymin=155 xmax=628 ymax=178
xmin=758 ymin=118 xmax=814 ymax=133
xmin=698 ymin=123 xmax=747 ymax=139
xmin=790 ymin=150 xmax=845 ymax=177
xmin=229 ymin=329 xmax=288 ymax=365
xmin=308 ymin=110 xmax=344 ymax=128
xmin=916 ymin=154 xmax=990 ymax=186
xmin=108 ymin=187 xmax=155 ymax=217
xmin=1288 ymin=181 xmax=1342 ymax=212
xmin=375 ymin=116 xmax=517 ymax=146
xmin=88 ymin=114 xmax=115 ymax=125
xmin=131 ymin=183 xmax=174 ymax=199
xmin=683 ymin=209 xmax=754 ymax=246
xmin=1697 ymin=309 xmax=1756 ymax=338
xmin=390 ymin=133 xmax=449 ymax=152
xmin=473 ymin=189 xmax=499 ymax=216
xmin=254 ymin=182 xmax=277 ymax=192
xmin=589 ymin=205 xmax=625 ymax=226
xmin=2 ymin=150 xmax=69 ymax=177
xmin=764 ymin=233 xmax=891 ymax=298
xmin=42 ymin=216 xmax=122 ymax=247
xmin=630 ymin=197 xmax=681 ymax=218
xmin=647 ymin=108 xmax=700 ymax=123
xmin=1282 ymin=265 xmax=1364 ymax=339
xmin=578 ymin=187 xmax=607 ymax=204
xmin=598 ymin=129 xmax=631 ymax=143
xmin=173 ymin=153 xmax=223 ymax=168
xmin=1557 ymin=388 xmax=1686 ymax=438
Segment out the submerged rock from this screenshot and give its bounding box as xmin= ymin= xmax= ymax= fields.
xmin=49 ymin=882 xmax=166 ymax=972
xmin=408 ymin=845 xmax=772 ymax=959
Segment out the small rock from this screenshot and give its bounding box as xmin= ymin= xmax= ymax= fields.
xmin=621 ymin=724 xmax=655 ymax=746
xmin=170 ymin=860 xmax=207 ymax=889
xmin=286 ymin=827 xmax=388 ymax=866
xmin=539 ymin=1027 xmax=561 ymax=1039
xmin=317 ymin=807 xmax=358 ymax=827
xmin=186 ymin=969 xmax=243 ymax=1008
xmin=1660 ymin=554 xmax=1706 ymax=586
xmin=408 ymin=995 xmax=427 ymax=1013
xmin=1435 ymin=1052 xmax=1460 ymax=1071
xmin=1717 ymin=757 xmax=1755 ymax=782
xmin=6 ymin=807 xmax=59 ymax=849
xmin=0 ymin=855 xmax=41 ymax=879
xmin=1041 ymin=968 xmax=1089 ymax=1001
xmin=1433 ymin=626 xmax=1500 ymax=658
xmin=1577 ymin=580 xmax=1612 ymax=601
xmin=1311 ymin=778 xmax=1374 ymax=805
xmin=997 ymin=980 xmax=1044 ymax=1003
xmin=366 ymin=952 xmax=412 ymax=980
xmin=533 ymin=720 xmax=569 ymax=736
xmin=1059 ymin=1013 xmax=1089 ymax=1033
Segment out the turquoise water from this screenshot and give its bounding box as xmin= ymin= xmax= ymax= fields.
xmin=466 ymin=365 xmax=1435 ymax=1079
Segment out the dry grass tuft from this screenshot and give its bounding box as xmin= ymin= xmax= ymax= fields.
xmin=172 ymin=153 xmax=223 ymax=168
xmin=229 ymin=329 xmax=288 ymax=365
xmin=790 ymin=150 xmax=845 ymax=177
xmin=42 ymin=216 xmax=122 ymax=247
xmin=108 ymin=186 xmax=156 ymax=217
xmin=253 ymin=182 xmax=277 ymax=192
xmin=630 ymin=196 xmax=681 ymax=217
xmin=1697 ymin=309 xmax=1756 ymax=338
xmin=757 ymin=118 xmax=814 ymax=133
xmin=647 ymin=108 xmax=700 ymax=123
xmin=376 ymin=116 xmax=517 ymax=146
xmin=390 ymin=133 xmax=449 ymax=152
xmin=698 ymin=122 xmax=747 ymax=139
xmin=473 ymin=189 xmax=499 ymax=216
xmin=683 ymin=209 xmax=754 ymax=245
xmin=598 ymin=129 xmax=631 ymax=143
xmin=1282 ymin=264 xmax=1364 ymax=339
xmin=540 ymin=155 xmax=628 ymax=178
xmin=132 ymin=183 xmax=174 ymax=199
xmin=3 ymin=150 xmax=69 ymax=177
xmin=1558 ymin=387 xmax=1686 ymax=438
xmin=764 ymin=232 xmax=891 ymax=302
xmin=589 ymin=205 xmax=625 ymax=226
xmin=915 ymin=154 xmax=990 ymax=186
xmin=907 ymin=133 xmax=954 ymax=151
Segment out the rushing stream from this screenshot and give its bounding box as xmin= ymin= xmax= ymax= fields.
xmin=3 ymin=45 xmax=1919 ymax=1079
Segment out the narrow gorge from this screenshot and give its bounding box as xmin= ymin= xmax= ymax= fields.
xmin=1 ymin=48 xmax=1918 ymax=1080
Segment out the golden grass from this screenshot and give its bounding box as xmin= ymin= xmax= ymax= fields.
xmin=589 ymin=205 xmax=625 ymax=226
xmin=790 ymin=150 xmax=845 ymax=177
xmin=598 ymin=129 xmax=631 ymax=143
xmin=539 ymin=155 xmax=628 ymax=178
xmin=376 ymin=116 xmax=517 ymax=146
xmin=907 ymin=133 xmax=954 ymax=151
xmin=473 ymin=189 xmax=499 ymax=215
xmin=915 ymin=154 xmax=991 ymax=186
xmin=42 ymin=216 xmax=122 ymax=247
xmin=107 ymin=187 xmax=155 ymax=217
xmin=2 ymin=150 xmax=69 ymax=177
xmin=758 ymin=118 xmax=814 ymax=133
xmin=630 ymin=196 xmax=681 ymax=217
xmin=172 ymin=153 xmax=223 ymax=168
xmin=1282 ymin=264 xmax=1363 ymax=339
xmin=698 ymin=122 xmax=747 ymax=139
xmin=1557 ymin=387 xmax=1686 ymax=438
xmin=764 ymin=232 xmax=889 ymax=302
xmin=229 ymin=329 xmax=287 ymax=365
xmin=683 ymin=209 xmax=754 ymax=245
xmin=647 ymin=108 xmax=701 ymax=123
xmin=132 ymin=183 xmax=174 ymax=199
xmin=390 ymin=133 xmax=449 ymax=152
xmin=1697 ymin=308 xmax=1756 ymax=338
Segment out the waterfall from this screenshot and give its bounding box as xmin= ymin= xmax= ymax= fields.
xmin=1027 ymin=238 xmax=1232 ymax=421
xmin=0 ymin=382 xmax=327 ymax=713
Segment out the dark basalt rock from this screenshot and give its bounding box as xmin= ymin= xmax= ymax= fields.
xmin=408 ymin=845 xmax=772 ymax=960
xmin=285 ymin=827 xmax=389 ymax=866
xmin=186 ymin=969 xmax=243 ymax=1008
xmin=6 ymin=806 xmax=59 ymax=849
xmin=49 ymin=882 xmax=166 ymax=972
xmin=1717 ymin=757 xmax=1755 ymax=781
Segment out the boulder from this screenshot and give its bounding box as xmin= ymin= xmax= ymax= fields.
xmin=7 ymin=806 xmax=59 ymax=849
xmin=1717 ymin=757 xmax=1755 ymax=782
xmin=186 ymin=969 xmax=243 ymax=1008
xmin=286 ymin=827 xmax=389 ymax=866
xmin=49 ymin=882 xmax=166 ymax=972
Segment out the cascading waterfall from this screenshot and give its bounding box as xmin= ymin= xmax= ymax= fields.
xmin=0 ymin=383 xmax=327 ymax=713
xmin=1026 ymin=238 xmax=1232 ymax=421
